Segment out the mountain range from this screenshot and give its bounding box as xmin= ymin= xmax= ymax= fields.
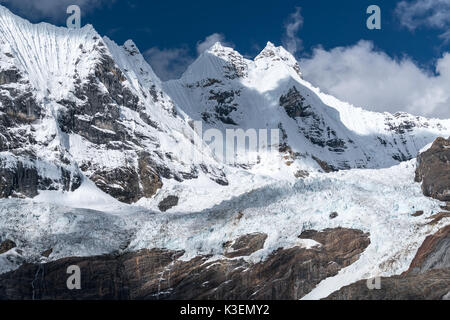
xmin=0 ymin=5 xmax=449 ymax=300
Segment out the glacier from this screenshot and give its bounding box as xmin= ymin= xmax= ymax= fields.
xmin=0 ymin=4 xmax=449 ymax=299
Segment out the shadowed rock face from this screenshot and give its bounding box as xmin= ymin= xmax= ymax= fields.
xmin=0 ymin=240 xmax=16 ymax=254
xmin=0 ymin=228 xmax=370 ymax=300
xmin=407 ymin=226 xmax=450 ymax=275
xmin=280 ymin=87 xmax=348 ymax=155
xmin=415 ymin=137 xmax=450 ymax=201
xmin=224 ymin=233 xmax=268 ymax=259
xmin=324 ymin=269 xmax=450 ymax=300
xmin=158 ymin=195 xmax=179 ymax=212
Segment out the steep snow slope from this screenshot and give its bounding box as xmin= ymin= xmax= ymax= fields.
xmin=0 ymin=5 xmax=228 ymax=204
xmin=164 ymin=42 xmax=450 ymax=172
xmin=0 ymin=6 xmax=99 ymax=98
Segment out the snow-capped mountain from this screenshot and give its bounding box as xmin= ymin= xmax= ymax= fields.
xmin=0 ymin=5 xmax=449 ymax=300
xmin=0 ymin=5 xmax=227 ymax=204
xmin=1 ymin=4 xmax=449 ymax=205
xmin=165 ymin=41 xmax=450 ymax=172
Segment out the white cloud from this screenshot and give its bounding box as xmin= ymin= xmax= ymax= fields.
xmin=439 ymin=30 xmax=450 ymax=44
xmin=144 ymin=47 xmax=194 ymax=81
xmin=196 ymin=33 xmax=233 ymax=55
xmin=300 ymin=40 xmax=450 ymax=118
xmin=282 ymin=7 xmax=304 ymax=55
xmin=0 ymin=0 xmax=112 ymax=22
xmin=396 ymin=0 xmax=450 ymax=41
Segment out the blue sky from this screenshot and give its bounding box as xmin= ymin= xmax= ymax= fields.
xmin=1 ymin=0 xmax=450 ymax=118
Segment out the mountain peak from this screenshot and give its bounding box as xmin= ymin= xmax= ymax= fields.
xmin=256 ymin=42 xmax=294 ymax=62
xmin=207 ymin=41 xmax=226 ymax=51
xmin=123 ymin=39 xmax=140 ymax=56
xmin=255 ymin=42 xmax=302 ymax=76
xmin=206 ymin=41 xmax=239 ymax=58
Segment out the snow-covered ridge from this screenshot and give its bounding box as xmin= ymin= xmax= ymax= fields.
xmin=0 ymin=5 xmax=449 ymax=300
xmin=1 ymin=2 xmax=449 ymax=204
xmin=0 ymin=4 xmax=229 ymax=204
xmin=0 ymin=5 xmax=100 ymax=100
xmin=165 ymin=39 xmax=450 ymax=172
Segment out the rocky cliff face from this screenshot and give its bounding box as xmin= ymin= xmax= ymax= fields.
xmin=0 ymin=228 xmax=370 ymax=300
xmin=0 ymin=6 xmax=227 ymax=204
xmin=415 ymin=137 xmax=450 ymax=201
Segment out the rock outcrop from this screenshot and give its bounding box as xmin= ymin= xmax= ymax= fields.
xmin=158 ymin=195 xmax=179 ymax=212
xmin=325 ymin=268 xmax=450 ymax=300
xmin=0 ymin=8 xmax=229 ymax=204
xmin=0 ymin=239 xmax=16 ymax=254
xmin=407 ymin=226 xmax=449 ymax=275
xmin=223 ymin=233 xmax=268 ymax=258
xmin=0 ymin=228 xmax=370 ymax=300
xmin=415 ymin=137 xmax=450 ymax=201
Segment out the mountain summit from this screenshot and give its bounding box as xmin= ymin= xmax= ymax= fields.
xmin=0 ymin=5 xmax=449 ymax=301
xmin=1 ymin=4 xmax=450 ymax=205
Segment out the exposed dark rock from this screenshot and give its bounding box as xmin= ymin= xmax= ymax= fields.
xmin=386 ymin=114 xmax=418 ymax=135
xmin=224 ymin=233 xmax=267 ymax=258
xmin=441 ymin=202 xmax=450 ymax=211
xmin=0 ymin=161 xmax=39 ymax=198
xmin=299 ymin=228 xmax=371 ymax=266
xmin=412 ymin=210 xmax=424 ymax=217
xmin=90 ymin=160 xmax=162 ymax=205
xmin=426 ymin=212 xmax=450 ymax=225
xmin=294 ymin=170 xmax=309 ymax=179
xmin=41 ymin=249 xmax=53 ymax=258
xmin=158 ymin=195 xmax=179 ymax=212
xmin=0 ymin=240 xmax=16 ymax=254
xmin=199 ymin=164 xmax=229 ymax=186
xmin=415 ymin=137 xmax=450 ymax=201
xmin=280 ymin=87 xmax=313 ymax=119
xmin=0 ymin=73 xmax=83 ymax=199
xmin=0 ymin=68 xmax=21 ymax=85
xmin=0 ymin=89 xmax=41 ymax=124
xmin=202 ymin=89 xmax=240 ymax=125
xmin=325 ymin=269 xmax=450 ymax=300
xmin=0 ymin=228 xmax=370 ymax=300
xmin=279 ymin=87 xmax=347 ymax=153
xmin=0 ymin=158 xmax=81 ymax=199
xmin=208 ymin=46 xmax=248 ymax=80
xmin=329 ymin=212 xmax=339 ymax=219
xmin=312 ymin=156 xmax=337 ymax=173
xmin=407 ymin=226 xmax=450 ymax=275
xmin=138 ymin=153 xmax=163 ymax=199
